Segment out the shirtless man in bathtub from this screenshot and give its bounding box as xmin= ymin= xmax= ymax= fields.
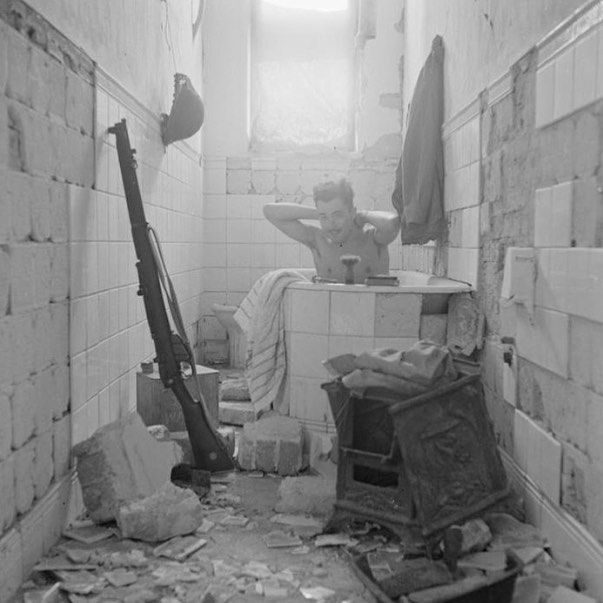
xmin=263 ymin=179 xmax=400 ymax=284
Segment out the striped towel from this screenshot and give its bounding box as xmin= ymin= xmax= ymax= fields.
xmin=233 ymin=269 xmax=311 ymax=415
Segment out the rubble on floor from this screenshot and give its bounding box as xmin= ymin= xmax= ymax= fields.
xmin=17 ymin=472 xmax=374 ymax=603
xmin=17 ymin=468 xmax=596 ymax=603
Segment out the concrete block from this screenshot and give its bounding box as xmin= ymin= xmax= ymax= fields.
xmin=220 ymin=377 xmax=250 ymax=401
xmin=52 ymin=414 xmax=71 ymax=480
xmin=137 ymin=365 xmax=219 ymax=430
xmin=219 ymin=401 xmax=255 ymax=426
xmin=72 ymin=412 xmax=183 ymax=522
xmin=34 ymin=430 xmax=53 ymax=499
xmin=14 ymin=439 xmax=35 ymax=515
xmin=237 ymin=415 xmax=302 ymax=476
xmin=117 ymin=481 xmax=204 ymax=542
xmin=0 ymin=455 xmax=16 ymax=531
xmin=255 ymin=438 xmax=278 ymax=473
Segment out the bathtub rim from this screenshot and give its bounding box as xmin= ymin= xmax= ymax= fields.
xmin=286 ymin=271 xmax=472 ymax=294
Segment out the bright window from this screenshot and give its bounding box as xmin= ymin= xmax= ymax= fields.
xmin=251 ymin=0 xmax=357 ymax=152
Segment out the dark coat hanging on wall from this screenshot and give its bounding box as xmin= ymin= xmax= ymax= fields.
xmin=391 ymin=35 xmax=445 ymax=244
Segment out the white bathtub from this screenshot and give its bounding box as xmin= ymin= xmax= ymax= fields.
xmin=282 ymin=271 xmax=471 ymax=434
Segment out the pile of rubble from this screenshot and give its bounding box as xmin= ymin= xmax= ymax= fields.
xmin=349 ymin=512 xmax=597 ymax=602
xmin=15 ymin=411 xmax=599 ymax=602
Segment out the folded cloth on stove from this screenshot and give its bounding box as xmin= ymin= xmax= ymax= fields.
xmin=234 ymin=269 xmax=311 ymax=414
xmin=340 ymin=340 xmax=457 ymax=395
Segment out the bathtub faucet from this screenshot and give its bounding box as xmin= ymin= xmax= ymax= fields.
xmin=340 ymin=254 xmax=361 ymax=284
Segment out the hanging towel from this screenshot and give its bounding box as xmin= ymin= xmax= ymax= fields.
xmin=391 ymin=35 xmax=445 ymax=244
xmin=233 ymin=269 xmax=310 ymax=415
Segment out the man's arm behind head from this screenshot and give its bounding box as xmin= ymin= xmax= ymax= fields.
xmin=263 ymin=202 xmax=319 ymax=247
xmin=356 ymin=209 xmax=401 ymax=245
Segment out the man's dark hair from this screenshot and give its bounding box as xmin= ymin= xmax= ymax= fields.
xmin=313 ymin=178 xmax=354 ymax=208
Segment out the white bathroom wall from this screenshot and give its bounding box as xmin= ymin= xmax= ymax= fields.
xmin=200 ymin=0 xmax=405 ymax=362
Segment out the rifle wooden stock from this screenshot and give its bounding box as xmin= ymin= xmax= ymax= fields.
xmin=108 ymin=119 xmax=234 ymax=472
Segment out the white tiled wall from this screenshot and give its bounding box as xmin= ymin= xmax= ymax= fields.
xmin=443 ymin=114 xmax=481 ymax=287
xmin=200 ymin=156 xmax=314 ymax=318
xmin=283 ymin=285 xmax=429 ymax=432
xmin=199 ymin=157 xmax=402 ymax=360
xmin=514 ymin=410 xmax=562 ymax=504
xmin=69 ymin=81 xmax=204 ymax=444
xmin=536 ymin=21 xmax=603 ymax=128
xmin=534 ymin=182 xmax=572 ymax=247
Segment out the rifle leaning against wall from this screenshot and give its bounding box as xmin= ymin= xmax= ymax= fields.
xmin=108 ymin=119 xmax=234 ymax=473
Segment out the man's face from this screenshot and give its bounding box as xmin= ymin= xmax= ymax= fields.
xmin=316 ymin=197 xmax=356 ymax=244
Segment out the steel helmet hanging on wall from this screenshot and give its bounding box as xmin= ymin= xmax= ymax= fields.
xmin=160 ymin=73 xmax=204 ymax=146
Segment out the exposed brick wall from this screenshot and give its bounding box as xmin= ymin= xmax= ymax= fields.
xmin=473 ymin=43 xmax=603 ymax=542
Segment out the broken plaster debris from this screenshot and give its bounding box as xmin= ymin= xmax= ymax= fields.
xmin=18 ymin=470 xmax=591 ymax=603
xmin=72 ymin=412 xmax=183 ymax=523
xmin=117 ymin=481 xmax=204 ymax=542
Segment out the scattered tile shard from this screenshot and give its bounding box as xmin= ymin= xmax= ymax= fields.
xmin=300 ymin=585 xmax=336 ymax=600
xmin=33 ymin=557 xmax=97 ymax=573
xmin=104 ymin=569 xmax=138 ymax=587
xmin=457 ymin=550 xmax=507 ymax=572
xmin=219 ymin=514 xmax=249 ymax=527
xmin=511 ymin=546 xmax=545 ymax=566
xmin=548 ymin=585 xmax=597 ymax=603
xmin=22 ymin=583 xmax=60 ymax=603
xmin=153 ymin=535 xmax=207 ymax=561
xmin=117 ymin=481 xmax=204 ymax=542
xmin=314 ymin=533 xmax=358 ymax=548
xmin=195 ymin=518 xmax=215 ymax=534
xmin=63 ymin=522 xmax=116 ymax=544
xmin=263 ymin=530 xmax=303 ymax=548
